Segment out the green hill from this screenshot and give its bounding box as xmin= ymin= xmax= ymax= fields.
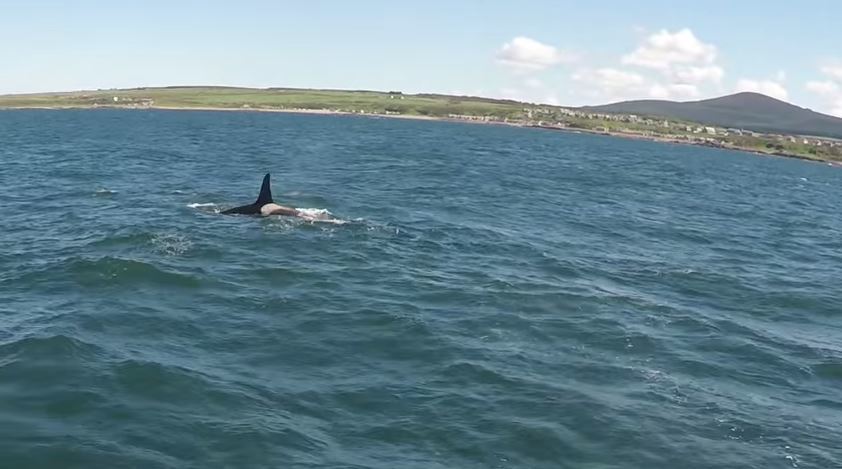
xmin=0 ymin=86 xmax=530 ymax=120
xmin=584 ymin=92 xmax=842 ymax=139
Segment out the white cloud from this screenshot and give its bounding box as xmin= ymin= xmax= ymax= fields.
xmin=571 ymin=68 xmax=647 ymax=101
xmin=573 ymin=39 xmax=724 ymax=101
xmin=820 ymin=65 xmax=842 ymax=81
xmin=496 ymin=37 xmax=577 ymax=72
xmin=805 ymin=66 xmax=842 ymax=117
xmin=649 ymin=83 xmax=701 ymax=100
xmin=499 ymin=87 xmax=523 ymax=100
xmin=735 ymin=79 xmax=789 ymax=100
xmin=647 ymin=84 xmax=671 ymax=99
xmin=806 ymin=80 xmax=839 ymax=96
xmin=670 ymin=83 xmax=702 ymax=99
xmin=622 ymin=28 xmax=717 ymax=70
xmin=524 ymin=77 xmax=543 ymax=89
xmin=618 ymin=28 xmax=723 ymax=101
xmin=594 ymin=68 xmax=645 ymax=88
xmin=495 ymin=76 xmax=562 ymax=105
xmin=671 ymin=65 xmax=724 ymax=84
xmin=544 ymin=94 xmax=561 ymax=106
xmin=573 ymin=67 xmax=707 ymax=102
xmin=493 ymin=28 xmax=728 ymax=105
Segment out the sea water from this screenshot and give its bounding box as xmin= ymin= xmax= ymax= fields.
xmin=1 ymin=109 xmax=841 ymax=468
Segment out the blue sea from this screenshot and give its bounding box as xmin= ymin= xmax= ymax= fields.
xmin=1 ymin=109 xmax=841 ymax=469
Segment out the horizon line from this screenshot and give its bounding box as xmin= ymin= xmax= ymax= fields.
xmin=0 ymin=84 xmax=799 ymax=109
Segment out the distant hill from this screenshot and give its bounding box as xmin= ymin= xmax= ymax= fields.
xmin=584 ymin=92 xmax=842 ymax=139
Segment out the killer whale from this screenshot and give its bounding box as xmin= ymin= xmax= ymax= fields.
xmin=222 ymin=173 xmax=299 ymax=217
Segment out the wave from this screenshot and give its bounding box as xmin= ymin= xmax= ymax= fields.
xmin=111 ymin=359 xmax=219 ymax=402
xmin=0 ymin=334 xmax=103 ymax=360
xmin=812 ymin=362 xmax=842 ymax=380
xmin=7 ymin=256 xmax=206 ymax=289
xmin=82 ymin=231 xmax=194 ymax=258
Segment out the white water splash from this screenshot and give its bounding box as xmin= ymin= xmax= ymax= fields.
xmin=294 ymin=208 xmax=348 ymax=224
xmin=189 ymin=202 xmax=348 ymax=223
xmin=150 ymin=233 xmax=193 ymax=256
xmin=188 ymin=202 xmax=222 ymax=214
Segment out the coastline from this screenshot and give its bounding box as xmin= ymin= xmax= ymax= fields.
xmin=533 ymin=125 xmax=840 ymax=166
xmin=2 ymin=104 xmax=839 ymax=166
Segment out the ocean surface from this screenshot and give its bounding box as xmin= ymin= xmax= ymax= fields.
xmin=1 ymin=109 xmax=841 ymax=469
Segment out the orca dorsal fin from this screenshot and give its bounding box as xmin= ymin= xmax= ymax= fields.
xmin=255 ymin=173 xmax=273 ymax=206
xmin=221 ymin=173 xmax=274 ymax=215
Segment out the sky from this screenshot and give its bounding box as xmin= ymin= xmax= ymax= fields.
xmin=2 ymin=0 xmax=842 ymax=116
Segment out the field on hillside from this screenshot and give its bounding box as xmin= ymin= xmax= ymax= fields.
xmin=3 ymin=87 xmax=840 ymax=162
xmin=0 ymin=87 xmax=530 ymax=119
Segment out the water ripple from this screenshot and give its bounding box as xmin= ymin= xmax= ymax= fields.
xmin=1 ymin=110 xmax=841 ymax=468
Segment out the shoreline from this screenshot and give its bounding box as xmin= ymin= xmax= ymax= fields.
xmin=532 ymin=125 xmax=840 ymax=166
xmin=2 ymin=104 xmax=839 ymax=166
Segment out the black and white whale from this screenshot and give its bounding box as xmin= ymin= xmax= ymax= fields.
xmin=222 ymin=173 xmax=301 ymax=217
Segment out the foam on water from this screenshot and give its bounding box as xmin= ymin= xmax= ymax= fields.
xmin=188 ymin=202 xmax=348 ymax=224
xmin=294 ymin=207 xmax=348 ymax=224
xmin=150 ymin=233 xmax=193 ymax=256
xmin=187 ymin=202 xmax=222 ymax=214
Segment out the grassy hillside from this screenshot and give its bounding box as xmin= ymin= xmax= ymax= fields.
xmin=0 ymin=87 xmax=531 ymax=119
xmin=2 ymin=87 xmax=841 ymax=162
xmin=585 ymin=92 xmax=842 ymax=139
